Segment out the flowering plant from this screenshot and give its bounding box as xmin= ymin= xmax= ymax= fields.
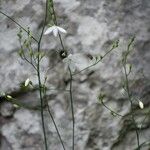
xmin=0 ymin=1 xmax=149 ymax=150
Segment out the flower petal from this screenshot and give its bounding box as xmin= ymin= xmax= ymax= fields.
xmin=44 ymin=27 xmax=54 ymax=35
xmin=63 ymin=57 xmax=69 ymax=63
xmin=53 ymin=27 xmax=59 ymax=37
xmin=57 ymin=26 xmax=67 ymax=34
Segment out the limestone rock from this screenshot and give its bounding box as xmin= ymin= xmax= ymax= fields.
xmin=0 ymin=0 xmax=150 ymax=150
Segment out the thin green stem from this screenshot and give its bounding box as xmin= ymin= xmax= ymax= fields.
xmin=99 ymin=98 xmax=123 ymax=117
xmin=22 ymin=55 xmax=37 ymax=70
xmin=5 ymin=97 xmax=41 ymax=110
xmin=122 ymin=37 xmax=140 ymax=150
xmin=47 ymin=103 xmax=66 ymax=150
xmin=123 ymin=64 xmax=140 ymax=149
xmin=0 ymin=10 xmax=38 ymax=43
xmin=69 ymin=67 xmax=75 ymax=150
xmin=37 ymin=62 xmax=48 ymax=150
xmin=49 ymin=0 xmax=66 ymax=52
xmin=42 ymin=84 xmax=66 ymax=150
xmin=36 ymin=0 xmax=48 ymax=149
xmin=72 ymin=42 xmax=118 ymax=76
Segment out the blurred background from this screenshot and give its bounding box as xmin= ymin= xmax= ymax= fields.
xmin=0 ymin=0 xmax=150 ymax=150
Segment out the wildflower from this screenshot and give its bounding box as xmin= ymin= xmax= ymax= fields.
xmin=63 ymin=53 xmax=91 ymax=72
xmin=138 ymin=100 xmax=144 ymax=109
xmin=63 ymin=54 xmax=77 ymax=72
xmin=25 ymin=78 xmax=30 ymax=87
xmin=44 ymin=25 xmax=67 ymax=37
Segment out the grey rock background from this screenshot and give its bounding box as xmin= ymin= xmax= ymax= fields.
xmin=0 ymin=0 xmax=150 ymax=150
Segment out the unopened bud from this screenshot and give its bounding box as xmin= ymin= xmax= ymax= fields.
xmin=138 ymin=100 xmax=144 ymax=109
xmin=6 ymin=95 xmax=12 ymax=99
xmin=13 ymin=104 xmax=19 ymax=108
xmin=25 ymin=78 xmax=30 ymax=87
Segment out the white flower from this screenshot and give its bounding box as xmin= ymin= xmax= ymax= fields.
xmin=44 ymin=25 xmax=67 ymax=37
xmin=25 ymin=78 xmax=30 ymax=87
xmin=63 ymin=54 xmax=77 ymax=72
xmin=138 ymin=100 xmax=144 ymax=109
xmin=63 ymin=53 xmax=93 ymax=72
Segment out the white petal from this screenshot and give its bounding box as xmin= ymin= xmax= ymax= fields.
xmin=57 ymin=26 xmax=67 ymax=34
xmin=63 ymin=57 xmax=69 ymax=63
xmin=63 ymin=54 xmax=73 ymax=64
xmin=53 ymin=27 xmax=59 ymax=37
xmin=44 ymin=27 xmax=54 ymax=35
xmin=67 ymin=54 xmax=73 ymax=59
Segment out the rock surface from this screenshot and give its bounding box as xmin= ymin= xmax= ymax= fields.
xmin=0 ymin=0 xmax=150 ymax=150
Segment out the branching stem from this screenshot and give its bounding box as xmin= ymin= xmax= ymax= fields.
xmin=122 ymin=37 xmax=140 ymax=150
xmin=36 ymin=0 xmax=48 ymax=149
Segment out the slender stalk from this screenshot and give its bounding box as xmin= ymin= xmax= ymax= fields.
xmin=72 ymin=41 xmax=118 ymax=76
xmin=122 ymin=37 xmax=140 ymax=150
xmin=36 ymin=0 xmax=48 ymax=149
xmin=42 ymin=82 xmax=66 ymax=150
xmin=99 ymin=98 xmax=123 ymax=117
xmin=49 ymin=0 xmax=66 ymax=52
xmin=123 ymin=64 xmax=140 ymax=149
xmin=21 ymin=55 xmax=37 ymax=70
xmin=0 ymin=10 xmax=38 ymax=43
xmin=5 ymin=97 xmax=41 ymax=110
xmin=37 ymin=61 xmax=48 ymax=150
xmin=68 ymin=67 xmax=75 ymax=150
xmin=47 ymin=103 xmax=66 ymax=150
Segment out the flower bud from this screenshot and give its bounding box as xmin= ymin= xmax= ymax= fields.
xmin=25 ymin=78 xmax=30 ymax=87
xmin=138 ymin=100 xmax=144 ymax=109
xmin=13 ymin=104 xmax=19 ymax=108
xmin=6 ymin=95 xmax=12 ymax=99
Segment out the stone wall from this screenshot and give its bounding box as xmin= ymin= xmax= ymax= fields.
xmin=0 ymin=0 xmax=150 ymax=150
